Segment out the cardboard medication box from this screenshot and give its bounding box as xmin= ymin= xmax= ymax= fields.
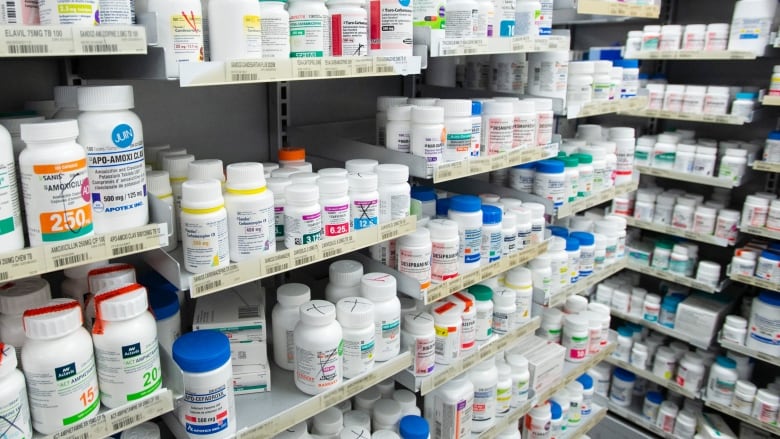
xmin=674 ymin=293 xmax=734 ymax=347
xmin=514 ymin=336 xmax=565 ymax=392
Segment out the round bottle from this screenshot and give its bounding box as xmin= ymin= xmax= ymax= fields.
xmin=377 ymin=163 xmax=411 ymax=223
xmin=0 ymin=277 xmax=51 ymax=364
xmin=288 ymin=0 xmax=330 ymax=57
xmin=285 ymin=184 xmax=323 ymax=247
xmin=148 ymin=288 xmax=180 ymax=356
xmin=207 ymin=0 xmax=263 ymax=60
xmin=225 ymin=162 xmax=275 ymax=262
xmin=325 ymin=260 xmax=363 ymax=303
xmin=424 ymin=375 xmax=473 ymax=439
xmin=492 ymin=287 xmax=516 ymax=335
xmin=267 ymin=177 xmax=292 ymax=242
xmin=448 ymin=195 xmax=483 ymax=273
xmin=437 ymin=99 xmax=473 ymax=163
xmin=428 ymin=219 xmax=460 ymax=283
xmin=360 ymin=273 xmax=401 ymax=362
xmin=319 ymin=176 xmax=351 ymax=238
xmin=272 ymin=283 xmax=311 ymax=370
xmin=563 ymin=313 xmax=589 ymax=363
xmin=336 ymin=297 xmax=375 ymax=378
xmin=410 ymin=106 xmax=445 ymax=178
xmin=294 ymin=300 xmax=342 ymax=395
xmin=481 ymin=205 xmax=502 ymax=264
xmin=161 ymin=153 xmax=194 ymax=228
xmin=506 ymin=353 xmax=530 ymax=407
xmin=449 ymin=291 xmax=476 ymax=352
xmin=180 ymin=179 xmax=229 ymax=273
xmin=348 ymin=172 xmax=379 ymax=230
xmin=385 ymin=105 xmax=413 ymax=152
xmin=401 ymin=311 xmax=435 ymax=376
xmin=432 ymin=300 xmax=462 ymax=365
xmin=0 ymin=343 xmax=32 ymax=439
xmin=259 ymin=0 xmax=291 ymax=58
xmin=706 ymin=356 xmax=738 ymax=405
xmin=0 ymin=124 xmax=22 ymax=251
xmin=609 ymin=368 xmax=635 ymax=407
xmin=146 ymin=170 xmax=178 ymax=251
xmin=469 ymin=285 xmax=493 ymax=341
xmin=469 ymin=357 xmax=498 ymax=432
xmin=524 ymin=403 xmax=552 ymax=439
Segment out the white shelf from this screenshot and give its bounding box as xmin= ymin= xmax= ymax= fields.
xmin=622 ymin=216 xmax=732 ymax=247
xmin=762 ymin=95 xmax=780 ymax=106
xmin=556 ymin=178 xmax=639 ymax=219
xmin=362 ymin=240 xmax=549 ymax=305
xmin=146 ymin=216 xmax=416 ymax=295
xmin=752 ymin=160 xmax=780 ymax=173
xmin=0 ymin=223 xmax=168 ymax=283
xmin=35 ymin=390 xmax=173 ymax=439
xmin=566 ymin=96 xmax=648 ymax=119
xmin=718 ymin=336 xmax=780 ymax=367
xmin=625 ymin=261 xmax=722 ymax=293
xmin=625 ymin=50 xmax=756 ymax=60
xmin=395 ymin=317 xmax=541 ymax=395
xmin=576 ymin=0 xmax=661 ymax=18
xmin=738 ymin=224 xmax=780 ymax=241
xmin=704 ymin=399 xmax=780 ymax=437
xmin=599 ymin=397 xmax=677 ymax=439
xmin=560 ymin=403 xmax=608 ymax=439
xmin=634 ymin=165 xmax=740 ymax=188
xmin=479 ymin=342 xmax=616 ymax=439
xmin=425 ymin=30 xmax=570 ymax=57
xmin=547 ymin=258 xmax=628 ymax=307
xmin=179 ymin=56 xmax=422 ymax=87
xmin=618 ymin=109 xmax=746 ymax=125
xmin=729 ymin=272 xmax=780 ymax=293
xmin=603 ymin=357 xmax=699 ymax=399
xmin=0 ymin=25 xmax=146 ymax=57
xmin=610 ymin=308 xmax=712 ymax=350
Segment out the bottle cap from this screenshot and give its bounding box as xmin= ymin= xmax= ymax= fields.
xmin=482 ymin=205 xmax=502 ymax=225
xmin=226 ymin=162 xmax=266 ymax=191
xmin=411 ymin=106 xmax=444 ymax=124
xmin=88 ymin=263 xmax=136 ymax=295
xmin=21 ymin=119 xmax=79 ymax=142
xmin=299 ymin=300 xmax=337 ymax=326
xmin=436 ymin=99 xmax=472 ymax=117
xmin=317 ymin=168 xmax=348 ymax=178
xmin=23 ymin=299 xmax=83 ymax=340
xmin=285 ymin=184 xmax=319 ymax=204
xmin=348 ymin=172 xmax=378 ymax=191
xmin=188 ymin=159 xmax=225 ymax=182
xmin=173 ymin=329 xmax=231 ymax=373
xmin=336 ymin=297 xmax=374 ymax=328
xmin=95 ymin=283 xmax=149 ymax=323
xmin=146 ymin=170 xmax=173 ymax=196
xmin=387 ymin=105 xmax=413 ymax=121
xmin=376 ymin=163 xmax=409 ymax=183
xmin=372 ymin=399 xmax=402 ymax=429
xmin=0 ymin=277 xmax=52 ymax=315
xmin=345 ymin=159 xmax=378 ymax=174
xmin=328 ymin=260 xmax=364 ymax=287
xmin=77 ymin=85 xmax=134 ymax=111
xmin=162 ymin=154 xmax=195 ymax=179
xmin=449 ymin=195 xmax=481 ymax=213
xmin=278 ymin=147 xmax=306 ymax=162
xmin=403 ymin=311 xmax=434 ymax=333
xmin=181 ymin=179 xmax=224 ymax=210
xmin=277 ymin=283 xmax=311 ymax=306
xmin=149 ymin=288 xmax=179 ymax=321
xmin=360 ymin=273 xmax=397 ymax=300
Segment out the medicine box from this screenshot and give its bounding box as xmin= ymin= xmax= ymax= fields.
xmin=697 ymin=413 xmax=736 ymax=439
xmin=674 ymin=292 xmax=734 ymax=346
xmin=233 ymin=361 xmax=271 ymax=394
xmin=514 ymin=336 xmax=565 ymax=392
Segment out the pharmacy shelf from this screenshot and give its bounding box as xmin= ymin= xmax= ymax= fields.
xmin=480 ymin=342 xmax=616 ymax=439
xmin=37 ymin=390 xmax=173 ymax=439
xmin=179 ymin=56 xmax=422 ymax=87
xmin=0 ymin=223 xmax=168 ymax=283
xmin=556 ymin=178 xmax=639 ymax=219
xmin=738 ymin=224 xmax=780 ymax=241
xmin=762 ymin=95 xmax=780 ymax=106
xmin=625 ymin=50 xmax=756 ymax=60
xmin=625 ymin=261 xmax=722 ymax=293
xmin=752 ymin=160 xmax=780 ymax=173
xmin=547 ymin=258 xmax=628 ymax=307
xmin=164 ymin=353 xmax=411 ymax=439
xmin=610 ymin=308 xmax=713 ymax=350
xmin=718 ymin=336 xmax=780 ymax=367
xmin=360 ymin=239 xmax=549 ymax=305
xmin=618 ymin=109 xmax=746 ymax=125
xmin=599 ymin=397 xmax=677 ymax=439
xmin=728 ymin=272 xmax=780 ymax=293
xmin=0 ymin=25 xmax=146 ymax=57
xmin=622 ymin=216 xmax=732 ymax=247
xmin=560 ymin=403 xmax=608 ymax=439
xmin=634 ymin=165 xmax=740 ymax=188
xmin=603 ymin=357 xmax=699 ymax=399
xmin=704 ymin=399 xmax=780 ymax=437
xmin=395 ymin=317 xmax=541 ymax=395
xmin=145 ymin=216 xmax=416 ymax=296
xmin=566 ymin=96 xmax=648 ymax=119
xmin=424 ymin=29 xmax=570 ymax=57
xmin=418 ymin=85 xmax=568 ymax=116
xmin=576 ymin=0 xmax=661 ymax=18
xmin=288 ymin=120 xmax=560 ymax=184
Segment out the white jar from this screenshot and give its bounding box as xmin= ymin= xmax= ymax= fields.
xmin=373 ymin=399 xmax=402 ymax=432
xmin=481 ymin=205 xmax=502 ymax=265
xmin=0 ymin=277 xmax=51 ymax=363
xmin=375 ymin=164 xmax=410 ymax=225
xmin=768 ymin=199 xmax=780 ymax=231
xmin=19 ymin=120 xmax=93 ymax=246
xmin=566 ymin=380 xmax=584 ymax=425
xmin=318 ymin=176 xmax=351 ymax=238
xmin=437 ymin=99 xmax=473 ymax=164
xmin=676 ymin=353 xmax=705 ymax=392
xmin=294 ymin=300 xmax=342 ymax=395
xmin=450 ymin=291 xmax=476 ymax=353
xmin=386 ymin=105 xmax=413 ymax=152
xmin=693 ymin=206 xmax=717 ymax=235
xmin=397 ymin=228 xmax=432 ymax=291
xmin=267 ymin=177 xmax=292 ymax=242
xmin=148 ymin=0 xmax=205 ymax=76
xmin=285 ymin=183 xmax=323 ymax=247
xmin=328 ymin=0 xmax=368 ymax=56
xmin=642 ymin=25 xmax=661 ymax=50
xmin=659 ymin=24 xmax=682 ymax=50
xmin=207 ymin=0 xmax=263 ymax=60
xmin=505 ymin=267 xmax=533 ymax=325
xmin=482 ymin=101 xmax=514 ymax=155
xmin=626 ymin=30 xmax=643 ymax=53
xmin=732 ymin=93 xmax=756 ymax=120
xmin=0 ymin=344 xmax=31 ymax=439
xmin=643 ymin=294 xmax=661 ymax=322
xmin=356 ymin=273 xmax=399 ymax=360
xmin=348 ymin=172 xmax=379 ymax=231
xmin=707 ymin=356 xmax=738 ymax=405
xmin=401 ymin=311 xmax=435 ymax=376
xmin=683 ymin=24 xmax=706 ymax=50
xmin=377 ymin=96 xmax=409 ymax=146
xmin=562 ymin=314 xmax=589 ymax=363
xmin=424 ymin=375 xmax=473 ymax=439
xmin=682 ymin=85 xmax=706 ymax=114
xmin=703 ymin=86 xmax=731 ymax=115
xmin=273 ymin=283 xmax=311 ymax=370
xmin=501 ymin=212 xmax=517 ymax=256
xmin=733 ymin=380 xmax=757 ymax=414
xmin=336 ymin=297 xmax=375 ymax=379
xmin=646 ymin=84 xmax=665 ymax=110
xmin=663 ymin=85 xmax=685 ymax=112
xmin=656 ymin=401 xmax=679 ymax=433
xmin=747 ymin=291 xmax=780 ymax=356
xmin=257 ymin=0 xmax=290 ymax=58
xmin=224 ymin=162 xmax=275 ymax=261
xmin=706 ymin=23 xmax=729 ymax=50
xmin=470 ymin=358 xmax=498 ymax=432
xmin=529 ymin=99 xmax=553 ymax=146
xmin=533 ymin=159 xmax=565 ymax=210
xmin=652 ymin=346 xmax=677 ymax=380
xmin=180 ymin=179 xmax=229 ymax=273
xmin=146 ymin=171 xmax=178 ymax=251
xmin=492 ymin=287 xmax=516 ymax=335
xmin=0 ymin=125 xmax=22 ymax=252
xmin=642 ymin=391 xmax=663 ymax=420
xmin=22 ymin=299 xmax=100 ymax=434
xmin=288 ymin=0 xmax=330 ymax=57
xmin=411 ymin=106 xmax=445 ymax=178
xmin=742 ymin=195 xmax=769 ymax=227
xmin=449 ymin=195 xmax=483 ymax=273
xmin=715 ymin=209 xmax=740 ymax=244
xmin=752 ymin=389 xmax=780 ymax=423
xmin=469 ymin=285 xmax=494 ymax=341
xmin=427 ymin=219 xmax=460 ymax=283
xmin=630 ymin=342 xmax=648 ymax=369
xmin=696 ymin=261 xmax=721 ymax=288
xmin=567 ymin=75 xmax=593 ymax=106
xmin=614 ymin=327 xmax=633 ymax=362
xmin=652 ymin=142 xmax=676 ymax=169
xmin=610 ymin=368 xmax=635 ymax=407
xmin=432 ymin=300 xmax=462 ymax=365
xmin=719 ymin=148 xmax=748 ymax=183
xmin=672 ymin=198 xmax=696 ymax=230
xmin=314 ymin=408 xmax=343 ymax=437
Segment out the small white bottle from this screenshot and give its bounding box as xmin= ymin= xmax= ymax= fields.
xmin=319 ymin=176 xmax=351 ymax=238
xmin=328 ymin=0 xmax=368 ymax=56
xmin=0 ymin=343 xmax=32 ymax=439
xmin=336 ymin=297 xmax=375 ymax=379
xmin=39 ymin=0 xmax=96 ymax=24
xmin=225 ymin=163 xmax=275 ymax=262
xmin=325 ymin=260 xmax=363 ymax=303
xmin=411 ymin=106 xmax=445 ymax=178
xmin=424 ymin=375 xmax=474 ymax=439
xmin=360 ymin=273 xmax=401 ymax=362
xmin=0 ymin=124 xmax=22 ymax=252
xmin=428 ymin=218 xmax=460 ymax=283
xmin=397 ymin=228 xmax=433 ymax=291
xmin=267 ymin=177 xmax=292 ymax=242
xmin=288 ymin=0 xmax=330 ymax=57
xmin=445 ymin=0 xmax=478 ymax=38
xmin=92 ymin=284 xmax=161 ymax=408
xmin=385 ymin=105 xmax=413 ymax=152
xmin=258 ymin=0 xmax=290 ymax=58
xmin=376 ymin=163 xmax=411 ymax=224
xmin=432 ymin=301 xmax=463 ymax=365
xmin=272 ymin=283 xmax=311 ymax=370
xmin=349 ymin=173 xmax=380 ymax=230
xmin=294 ymin=300 xmax=342 ymax=395
xmin=162 ymin=153 xmax=194 ymax=230
xmin=22 ymin=299 xmax=100 ymax=434
xmin=438 ymin=99 xmax=474 ymax=163
xmin=146 ymin=170 xmax=178 ymax=251
xmin=449 ymin=195 xmax=483 ymax=273
xmin=707 ymin=356 xmax=738 ymax=405
xmin=492 ymin=287 xmax=516 ymax=335
xmin=470 ymin=357 xmax=498 ymax=432
xmin=207 ymin=0 xmax=262 ymax=60
xmin=504 ymin=267 xmax=533 ymax=325
xmin=401 ymin=311 xmax=436 ymax=377
xmin=285 ymin=184 xmax=323 ymax=247
xmin=180 ymin=179 xmax=229 ymax=273
xmin=0 ymin=277 xmax=52 ymax=364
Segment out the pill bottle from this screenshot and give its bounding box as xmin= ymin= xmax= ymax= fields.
xmin=692 ymin=206 xmax=717 ymax=236
xmin=325 ymin=261 xmax=363 ymax=305
xmin=566 ymin=380 xmax=584 ymax=425
xmin=207 ymin=0 xmax=263 ymax=60
xmin=19 ymin=120 xmax=93 ymax=246
xmin=354 ymin=387 xmax=380 ymax=412
xmin=336 ymin=297 xmax=375 ymax=379
xmin=470 ymin=357 xmax=498 ymax=432
xmin=376 ymin=164 xmax=410 ymax=224
xmin=316 ymin=176 xmax=351 ymax=238
xmin=180 ymin=179 xmax=229 ymax=273
xmin=294 ymin=300 xmax=342 ymax=395
xmin=427 ymin=219 xmax=459 ymax=283
xmin=386 ymin=105 xmax=413 ymax=152
xmin=676 ymin=353 xmax=705 ymax=392
xmin=536 ymin=306 xmax=562 ymax=344
xmin=264 ymin=177 xmax=291 ymax=243
xmin=719 ymin=148 xmax=748 ymax=183
xmin=22 ymin=299 xmax=100 ymax=434
xmin=401 ymin=311 xmax=435 ymax=376
xmin=492 ymin=287 xmax=516 ymax=335
xmin=288 ymin=0 xmax=330 ymax=57
xmin=328 ymin=0 xmax=368 ymax=56
xmin=377 ymin=97 xmax=409 ymax=145
xmin=92 ymin=284 xmax=161 ymax=408
xmin=642 ymin=25 xmax=661 ymax=50
xmin=481 ymin=205 xmax=502 ymax=264
xmin=610 ymin=368 xmax=635 ymax=407
xmin=39 ymin=0 xmax=96 ymax=24
xmin=496 ymin=362 xmax=512 ymax=417
xmin=373 ymin=399 xmax=402 ymax=432
xmin=470 ymin=101 xmax=483 ymax=157
xmin=467 ymin=285 xmax=493 ymax=341
xmin=639 ymin=390 xmax=662 ymax=420
xmin=0 ymin=124 xmax=22 ymax=251
xmin=255 ymin=0 xmax=290 ymax=58
xmin=424 ymin=375 xmax=473 ymax=439
xmin=397 ymin=228 xmax=432 ymax=291
xmin=272 ymin=283 xmax=311 ymax=371
xmin=524 ymin=403 xmax=551 ymax=439
xmin=714 ymin=209 xmax=740 ymax=245
xmin=732 ymin=380 xmax=757 ymax=414
xmin=747 ymin=291 xmax=780 ymax=356
xmin=655 ymin=401 xmax=678 ymax=432
xmin=223 ymin=162 xmax=275 ymax=262
xmin=721 ymin=314 xmax=747 ymax=345
xmin=0 ymin=277 xmax=51 ymax=364
xmin=642 ymin=294 xmax=661 ymax=323
xmin=437 ymin=99 xmax=473 ymax=163
xmin=652 ymin=346 xmax=677 ymax=380
xmin=449 ymin=291 xmax=476 ymax=352
xmin=0 ymin=115 xmax=44 ymax=157
xmin=742 ymin=195 xmax=769 ymax=228
xmin=411 ymin=106 xmax=445 ymax=178
xmin=448 ymin=195 xmax=482 ymax=272
xmin=505 ymin=267 xmax=533 ymax=325
xmin=285 ymin=183 xmax=323 ymax=247
xmin=696 ymin=261 xmax=721 ymax=288
xmin=502 ymin=212 xmax=517 ymax=256
xmin=393 ymin=390 xmax=420 ymax=417
xmin=146 ymin=171 xmax=177 ymax=251
xmin=755 ymin=250 xmax=780 ymax=282
xmin=148 ymin=288 xmax=180 ymax=358
xmin=562 ymin=314 xmax=588 ymax=363
xmin=0 ymin=344 xmax=32 ymax=439
xmin=682 ymin=85 xmax=706 ymax=114
xmin=533 ymin=159 xmax=565 ymax=210
xmin=630 ymin=343 xmax=648 ymax=369
xmin=705 ymin=23 xmax=729 ymax=50
xmin=614 ymin=327 xmax=633 ymax=361
xmin=482 ymin=101 xmax=514 ymax=155
xmin=161 ymin=153 xmax=194 ymax=227
xmin=432 ymin=301 xmax=462 ymax=365
xmin=360 ymin=273 xmax=401 ymax=362
xmin=707 ymin=356 xmax=738 ymax=405
xmin=501 ymin=353 xmax=529 ymax=409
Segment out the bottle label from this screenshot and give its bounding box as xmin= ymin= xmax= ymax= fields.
xmin=42 ymin=0 xmax=94 ymax=24
xmin=410 ymin=335 xmax=435 ymax=376
xmin=0 ymin=160 xmax=21 ymax=239
xmin=376 ymin=318 xmax=400 ymax=357
xmin=472 ymin=384 xmax=496 ymax=421
xmin=342 ymin=335 xmax=375 ymax=376
xmin=485 ymin=117 xmax=513 ymax=154
xmin=398 ymin=246 xmax=432 ymax=289
xmin=434 ymin=323 xmax=460 ymax=362
xmin=475 ymin=309 xmax=493 ymax=339
xmin=0 ymin=382 xmax=31 ymax=439
xmin=182 ymin=215 xmax=229 ymax=270
xmin=27 ymin=357 xmax=100 ymax=430
xmin=182 ymin=378 xmax=234 ymax=435
xmin=295 ymin=341 xmax=342 ymax=391
xmin=239 ymin=14 xmax=263 ymax=55
xmin=351 ymin=198 xmax=378 ymax=230
xmin=435 ymin=395 xmax=473 ymax=439
xmin=480 ymin=229 xmax=502 ymax=263
xmin=21 ymin=158 xmax=93 ymax=245
xmin=492 ymin=311 xmax=512 ymax=335
xmin=322 ymin=203 xmax=350 ymax=237
xmin=445 ymin=130 xmax=471 ymax=161
xmin=431 ymin=240 xmax=459 ymax=282
xmin=229 ymin=204 xmax=275 ymax=257
xmin=94 ymin=337 xmax=161 ymax=406
xmin=331 ymin=12 xmax=368 ymax=56
xmin=274 ymin=205 xmax=284 ymax=238
xmin=460 ymin=226 xmax=481 ymax=264
xmin=380 ymin=193 xmax=410 ymax=222
xmin=496 ymin=385 xmax=511 ymax=415
xmin=502 ymin=233 xmax=516 ymax=256
xmin=513 ymin=377 xmax=529 ymax=406
xmin=170 ymin=13 xmax=203 ymax=62
xmin=367 ymin=0 xmax=413 ymax=52
xmin=95 ymin=0 xmax=133 ymax=23
xmin=260 ymin=16 xmax=291 ymax=58
xmin=290 ymin=13 xmax=329 ymax=57
xmin=284 ymin=210 xmax=322 ymax=246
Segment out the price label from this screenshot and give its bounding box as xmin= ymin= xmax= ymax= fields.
xmin=438 ymin=40 xmax=461 ymax=56
xmin=107 ymin=391 xmax=173 ymax=433
xmin=507 ymin=148 xmax=524 ymax=165
xmin=321 ymin=237 xmax=347 ymax=259
xmin=228 ymin=59 xmax=289 ymax=82
xmin=73 ymin=26 xmax=146 ymax=55
xmin=374 ymin=56 xmax=408 ymax=74
xmin=469 ymin=156 xmax=492 ymax=174
xmin=292 ymin=242 xmax=322 ymax=267
xmin=0 ymin=247 xmax=45 ymax=282
xmin=262 ymin=249 xmax=292 ymax=277
xmin=461 ymin=270 xmax=482 ymax=288
xmin=462 ymin=352 xmax=480 ymax=370
xmin=238 ymin=420 xmax=276 ymax=439
xmin=323 ymin=59 xmax=352 ymax=78
xmin=0 ymin=25 xmax=74 ymax=56
xmin=51 ymin=412 xmax=109 ymax=439
xmin=322 ymin=386 xmax=346 ymax=408
xmin=106 ymin=223 xmax=168 ymax=257
xmin=489 ymin=154 xmax=507 ymax=171
xmin=44 ymin=235 xmax=107 ymax=272
xmin=480 ymin=262 xmax=501 ymax=280
xmin=512 ymin=36 xmax=533 ymax=52
xmin=291 ymin=58 xmax=324 ymax=79
xmin=434 ymin=160 xmax=468 ymax=182
xmin=508 ymin=252 xmax=521 ymax=267
xmin=352 ymin=58 xmax=374 ymax=75
xmin=426 ymin=283 xmax=448 ymax=303
xmin=190 ymin=261 xmax=258 ymax=298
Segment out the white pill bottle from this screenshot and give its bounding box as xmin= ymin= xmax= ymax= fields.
xmin=0 ymin=124 xmax=23 ymax=252
xmin=224 ymin=162 xmax=276 ymax=262
xmin=180 ymin=179 xmax=230 ymax=273
xmin=77 ymin=86 xmax=149 ymax=234
xmin=207 ymin=0 xmax=263 ymax=61
xmin=360 ymin=272 xmax=401 ymax=362
xmin=336 ymin=296 xmax=376 ymax=378
xmin=0 ymin=344 xmax=32 ymax=439
xmin=146 ymin=0 xmax=204 ymax=78
xmin=258 ymin=0 xmax=290 ymax=58
xmin=294 ymin=300 xmax=343 ymax=395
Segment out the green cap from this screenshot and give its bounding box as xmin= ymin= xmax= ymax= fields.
xmin=557 ymin=151 xmax=567 ymax=158
xmin=562 ymin=156 xmax=579 ymax=168
xmin=468 ymin=284 xmax=493 ymax=301
xmin=656 ymin=240 xmax=674 ymax=250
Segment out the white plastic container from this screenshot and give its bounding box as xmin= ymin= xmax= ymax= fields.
xmin=481 ymin=205 xmax=502 ymax=265
xmin=733 ymin=380 xmax=757 ymax=414
xmin=336 ymin=297 xmax=375 ymax=378
xmin=610 ymin=368 xmax=635 ymax=407
xmin=470 ymin=358 xmax=498 ymax=432
xmin=318 ymin=176 xmax=351 ymax=238
xmin=676 ymin=353 xmax=705 ymax=392
xmin=492 ymin=287 xmax=516 ymax=335
xmin=267 ymin=177 xmax=291 ymax=242
xmin=173 ymin=330 xmax=236 ymax=438
xmin=39 ymin=0 xmax=96 ymax=24
xmin=180 ymin=179 xmax=229 ymax=273
xmin=401 ymin=311 xmax=435 ymax=376
xmin=92 ymin=284 xmax=161 ymax=408
xmin=432 ymin=301 xmax=462 ymax=364
xmin=659 ymin=25 xmax=682 ymax=50
xmin=285 ymin=184 xmax=323 ymax=247
xmin=258 ymin=0 xmax=290 ymax=58
xmin=272 ymin=283 xmax=311 ymax=370
xmin=365 ymin=0 xmax=412 ymax=57
xmin=428 ymin=218 xmax=460 ymax=283
xmin=0 ymin=344 xmax=32 ymax=439
xmin=397 ymin=228 xmax=432 ymax=291
xmin=22 ymin=299 xmax=100 ymax=434
xmin=224 ymin=163 xmax=275 ymax=261
xmin=294 ymin=300 xmax=342 ymax=395
xmin=683 ymin=24 xmax=706 ymax=50
xmin=360 ymin=273 xmax=401 ymax=362
xmin=524 ymin=403 xmax=552 ymax=438
xmin=481 ymin=101 xmax=514 ymax=155
xmin=449 ymin=195 xmax=483 ymax=273
xmin=288 ymin=0 xmax=330 ymax=57
xmin=719 ymin=149 xmax=747 ymax=183
xmin=377 ymin=96 xmax=409 ymax=146
xmin=207 ymin=0 xmax=263 ymax=60
xmin=706 ymin=23 xmax=729 ymax=50
xmin=386 ymin=105 xmax=413 ymax=152
xmin=411 ymin=106 xmax=445 ymax=178
xmin=437 ymin=99 xmax=473 ymax=163
xmin=449 ymin=291 xmax=476 ymax=352
xmin=656 ymin=401 xmax=678 ymax=433
xmin=751 ymin=388 xmax=780 ymax=422
xmin=562 ymin=314 xmax=589 ymax=363
xmin=0 ymin=124 xmax=22 ymax=252
xmin=328 ymin=0 xmax=368 ymax=56
xmin=424 ymin=375 xmax=473 ymax=439
xmin=722 ymin=315 xmax=748 ymax=345
xmin=377 ymin=164 xmax=410 ymax=224
xmin=746 ymin=291 xmax=780 ymax=356
xmin=706 ymin=356 xmax=738 ymax=405
xmin=146 ymin=0 xmax=204 ymax=78
xmin=0 ymin=277 xmax=51 ymax=363
xmin=728 ymin=0 xmax=777 ymax=56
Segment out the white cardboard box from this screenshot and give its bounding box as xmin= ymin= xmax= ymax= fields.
xmin=514 ymin=336 xmax=565 ymax=392
xmin=697 ymin=413 xmax=736 ymax=439
xmin=674 ymin=293 xmax=734 ymax=346
xmin=233 ymin=363 xmax=271 ymax=394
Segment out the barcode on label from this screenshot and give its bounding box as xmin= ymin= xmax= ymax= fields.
xmin=194 ymin=280 xmax=222 ymax=295
xmin=5 ymin=1 xmax=16 ymax=20
xmin=54 ymin=254 xmax=88 ymax=268
xmin=266 ymin=262 xmax=289 ymax=275
xmin=381 ymin=231 xmax=395 ymax=240
xmin=375 ymin=65 xmax=394 ymax=73
xmin=463 ymin=48 xmax=478 ymax=54
xmin=82 ymin=43 xmax=119 ymax=53
xmin=112 ymin=243 xmax=144 ymax=256
xmin=322 ymin=249 xmax=340 ymax=258
xmin=297 ymin=70 xmax=319 ymax=78
xmin=0 ymin=272 xmax=7 ymax=281
xmin=231 ymin=73 xmax=259 ymax=81
xmin=238 ymin=306 xmax=260 ymax=319
xmin=355 ymin=66 xmax=370 ymax=73
xmin=325 ymin=69 xmax=347 ymax=77
xmin=112 ymin=414 xmax=141 ymax=431
xmin=8 ymin=44 xmax=48 ymax=54
xmin=294 ymin=255 xmax=315 ymax=266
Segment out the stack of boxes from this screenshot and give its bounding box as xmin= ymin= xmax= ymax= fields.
xmin=514 ymin=336 xmax=566 ymax=392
